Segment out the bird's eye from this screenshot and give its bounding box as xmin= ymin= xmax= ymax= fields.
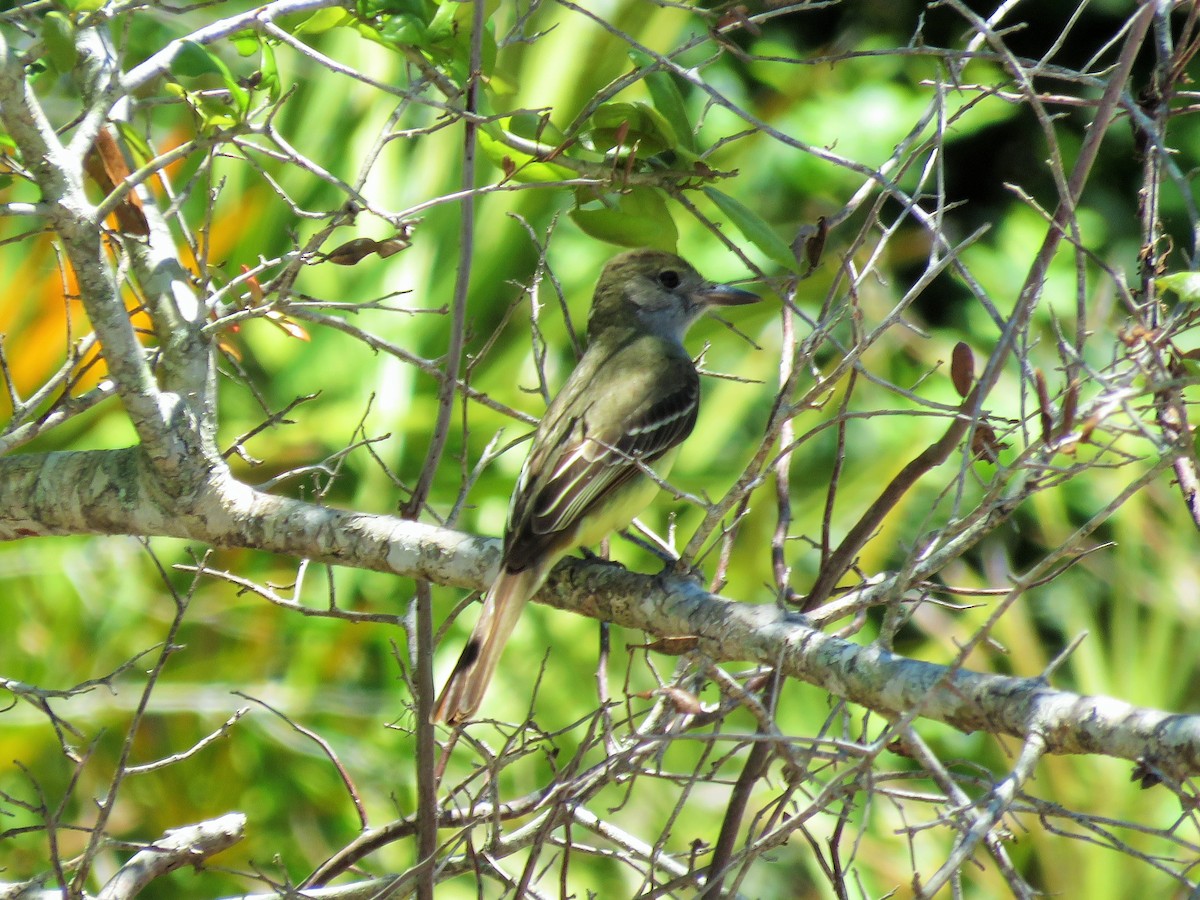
xmin=657 ymin=269 xmax=681 ymax=289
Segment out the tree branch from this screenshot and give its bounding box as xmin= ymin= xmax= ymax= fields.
xmin=96 ymin=813 xmax=246 ymax=900
xmin=1 ymin=448 xmax=1196 ymax=779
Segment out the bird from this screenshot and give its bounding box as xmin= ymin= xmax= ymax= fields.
xmin=432 ymin=249 xmax=758 ymax=724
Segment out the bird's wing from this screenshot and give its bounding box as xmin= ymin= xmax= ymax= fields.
xmin=529 ymin=375 xmax=698 ymax=534
xmin=502 ymin=337 xmax=699 ymax=570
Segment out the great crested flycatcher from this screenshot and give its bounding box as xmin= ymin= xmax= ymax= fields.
xmin=433 ymin=249 xmax=758 ymax=724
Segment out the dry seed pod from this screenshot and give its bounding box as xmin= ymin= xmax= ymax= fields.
xmin=658 ymin=686 xmax=705 ymax=715
xmin=951 ymin=341 xmax=975 ymax=399
xmin=1059 ymin=378 xmax=1079 ymax=437
xmin=805 ymin=216 xmax=827 ymax=270
xmin=1034 ymin=370 xmax=1053 ymax=444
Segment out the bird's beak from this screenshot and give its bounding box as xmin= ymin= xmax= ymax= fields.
xmin=691 ymin=281 xmax=759 ymax=308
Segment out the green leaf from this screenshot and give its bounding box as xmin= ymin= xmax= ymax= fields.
xmin=196 ymin=98 xmax=240 ymax=130
xmin=645 ymin=73 xmax=694 ymax=154
xmin=230 ymin=30 xmax=260 ymax=57
xmin=259 ymin=39 xmax=280 ymax=101
xmin=61 ymin=0 xmax=105 ymax=12
xmin=170 ymin=41 xmax=249 ymax=118
xmin=113 ymin=121 xmax=152 ymax=167
xmin=586 ymin=101 xmax=677 ymax=157
xmin=42 ymin=11 xmax=77 ymax=74
xmin=172 ymin=40 xmax=226 ymax=78
xmin=1157 ymin=272 xmax=1200 ymax=304
xmin=629 ymin=50 xmax=695 ymax=154
xmin=167 ymin=82 xmax=241 ymax=133
xmin=506 ymin=111 xmax=565 ymax=144
xmin=293 ymin=8 xmax=354 ymax=36
xmin=229 ymin=31 xmax=280 ymax=101
xmin=358 ymin=0 xmax=430 ymax=17
xmin=570 ymin=187 xmax=678 ymax=252
xmin=702 ymin=187 xmax=797 ymax=271
xmin=427 ymin=0 xmax=499 ymax=47
xmin=1181 ymin=357 xmax=1200 ymax=381
xmin=426 ymin=0 xmax=466 ymax=44
xmin=374 ymin=13 xmax=430 ymax=47
xmin=478 ymin=117 xmax=575 ymax=183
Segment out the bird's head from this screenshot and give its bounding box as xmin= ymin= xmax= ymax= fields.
xmin=586 ymin=249 xmax=758 ymax=344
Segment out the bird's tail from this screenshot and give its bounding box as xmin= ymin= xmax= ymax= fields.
xmin=432 ymin=567 xmax=543 ymax=724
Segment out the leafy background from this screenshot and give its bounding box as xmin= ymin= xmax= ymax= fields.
xmin=2 ymin=1 xmax=1198 ymax=897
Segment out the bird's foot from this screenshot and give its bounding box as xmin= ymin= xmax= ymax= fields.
xmin=617 ymin=528 xmax=681 ymax=568
xmin=662 ymin=556 xmax=705 ymax=585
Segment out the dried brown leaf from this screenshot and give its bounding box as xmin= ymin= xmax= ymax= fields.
xmin=629 ymin=636 xmax=700 ymax=655
xmin=84 ymin=128 xmax=149 ymax=236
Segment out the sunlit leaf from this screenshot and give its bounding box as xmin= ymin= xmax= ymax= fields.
xmin=702 ymin=186 xmax=797 ymax=271
xmin=239 ymin=265 xmax=265 ymax=303
xmin=266 ymin=310 xmax=311 ymax=341
xmin=427 ymin=0 xmax=499 ymax=49
xmin=172 ymin=40 xmax=227 ymax=78
xmin=1157 ymin=271 xmax=1200 ymax=304
xmin=629 ymin=50 xmax=695 ymax=154
xmin=259 ymin=39 xmax=280 ymax=100
xmin=170 ymin=42 xmax=249 ymax=119
xmin=357 ymin=0 xmax=430 ymax=18
xmin=478 ymin=118 xmax=575 ymax=183
xmin=198 ymin=105 xmax=240 ymax=130
xmin=586 ymin=101 xmax=677 ymax=157
xmin=113 ymin=121 xmax=152 ymax=168
xmin=427 ymin=0 xmax=468 ymax=44
xmin=230 ymin=30 xmax=260 ymax=56
xmin=372 ymin=12 xmax=430 ymax=47
xmin=293 ymin=7 xmax=354 ymax=35
xmin=42 ymin=12 xmax=77 ymax=74
xmin=570 ymin=186 xmax=678 ymax=252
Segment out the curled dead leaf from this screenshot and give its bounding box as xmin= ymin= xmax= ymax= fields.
xmin=630 ymin=636 xmax=700 ymax=655
xmin=84 ymin=128 xmax=150 ymax=236
xmin=266 ymin=310 xmax=310 ymax=341
xmin=971 ymin=422 xmax=1007 ymax=463
xmin=324 ymin=237 xmax=381 ymax=266
xmin=239 ymin=264 xmax=264 ymax=304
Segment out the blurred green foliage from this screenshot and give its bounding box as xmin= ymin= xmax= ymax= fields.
xmin=2 ymin=1 xmax=1199 ymax=897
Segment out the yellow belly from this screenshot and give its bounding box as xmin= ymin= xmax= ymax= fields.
xmin=571 ymin=446 xmax=680 ymax=549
